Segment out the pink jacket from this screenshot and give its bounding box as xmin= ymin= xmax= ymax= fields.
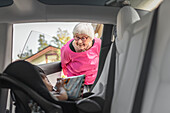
xmin=61 ymin=38 xmax=101 ymax=85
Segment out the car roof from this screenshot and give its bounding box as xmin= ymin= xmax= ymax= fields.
xmin=0 ymin=0 xmax=162 ymax=24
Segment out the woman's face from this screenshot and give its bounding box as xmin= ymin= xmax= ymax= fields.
xmin=74 ymin=34 xmax=92 ymax=50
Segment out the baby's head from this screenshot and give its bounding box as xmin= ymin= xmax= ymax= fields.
xmin=38 ymin=71 xmax=53 ymax=91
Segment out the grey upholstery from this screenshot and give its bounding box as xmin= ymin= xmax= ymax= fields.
xmin=110 ymin=1 xmax=170 ymax=113
xmin=112 ymin=7 xmax=154 ymax=113
xmin=141 ymin=1 xmax=170 ymax=113
xmin=0 ymin=23 xmax=13 ymax=113
xmin=91 ymin=43 xmax=113 ymax=98
xmin=91 ymin=6 xmax=141 ymax=99
xmin=116 ymin=6 xmax=140 ymax=82
xmin=117 ymin=6 xmax=140 ymax=41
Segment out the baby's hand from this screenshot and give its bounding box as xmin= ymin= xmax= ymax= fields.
xmin=55 ymin=78 xmax=64 ymax=89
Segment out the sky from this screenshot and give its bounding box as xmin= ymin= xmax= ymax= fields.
xmin=13 ymin=22 xmax=78 ymax=61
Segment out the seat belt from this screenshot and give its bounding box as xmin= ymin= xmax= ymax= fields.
xmin=91 ymin=24 xmax=114 ymax=90
xmin=102 ymin=40 xmax=116 ymax=113
xmin=131 ymin=7 xmax=159 ymax=113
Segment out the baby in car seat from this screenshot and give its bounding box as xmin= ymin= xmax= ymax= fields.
xmin=39 ymin=69 xmax=68 ymax=101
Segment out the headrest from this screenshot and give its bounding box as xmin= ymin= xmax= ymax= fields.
xmin=3 ymin=60 xmax=57 ymax=102
xmin=117 ymin=6 xmax=140 ymax=41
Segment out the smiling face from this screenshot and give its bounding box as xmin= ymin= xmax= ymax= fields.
xmin=74 ymin=33 xmax=92 ymax=51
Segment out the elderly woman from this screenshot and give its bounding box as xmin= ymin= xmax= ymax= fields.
xmin=61 ymin=23 xmax=101 ymax=91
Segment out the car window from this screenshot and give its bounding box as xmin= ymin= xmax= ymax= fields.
xmin=13 ymin=22 xmax=78 ymax=64
xmin=13 ymin=22 xmax=103 ymax=65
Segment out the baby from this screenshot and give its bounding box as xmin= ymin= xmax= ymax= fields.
xmin=40 ymin=72 xmax=68 ymax=101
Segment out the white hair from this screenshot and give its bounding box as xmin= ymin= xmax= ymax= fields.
xmin=73 ymin=23 xmax=94 ymax=39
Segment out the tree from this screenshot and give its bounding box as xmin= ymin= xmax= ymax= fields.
xmin=50 ymin=28 xmax=71 ymax=49
xmin=38 ymin=34 xmax=49 ymax=51
xmin=17 ymin=46 xmax=33 ymax=60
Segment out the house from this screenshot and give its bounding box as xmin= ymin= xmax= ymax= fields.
xmin=25 ymin=45 xmax=60 ymax=65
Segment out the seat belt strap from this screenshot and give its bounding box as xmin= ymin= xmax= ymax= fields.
xmin=102 ymin=41 xmax=116 ymax=113
xmin=91 ymin=25 xmax=114 ymax=90
xmin=131 ymin=7 xmax=159 ymax=113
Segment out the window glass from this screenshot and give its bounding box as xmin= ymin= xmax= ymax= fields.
xmin=13 ymin=22 xmax=104 ymax=87
xmin=13 ymin=22 xmax=78 ymax=64
xmin=13 ymin=22 xmax=103 ymax=65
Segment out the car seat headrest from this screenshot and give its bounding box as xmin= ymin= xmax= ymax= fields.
xmin=3 ymin=60 xmax=57 ymax=102
xmin=117 ymin=6 xmax=140 ymax=41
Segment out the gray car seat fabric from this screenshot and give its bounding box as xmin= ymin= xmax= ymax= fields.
xmin=91 ymin=5 xmax=141 ymax=106
xmin=116 ymin=6 xmax=140 ymax=82
xmin=91 ymin=43 xmax=113 ymax=98
xmin=111 ymin=8 xmax=154 ymax=113
xmin=141 ymin=1 xmax=170 ymax=113
xmin=116 ymin=6 xmax=140 ymax=41
xmin=91 ymin=6 xmax=141 ymax=108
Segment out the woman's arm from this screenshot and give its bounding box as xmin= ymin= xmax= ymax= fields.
xmin=61 ymin=45 xmax=71 ymax=75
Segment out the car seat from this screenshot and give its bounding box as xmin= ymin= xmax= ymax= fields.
xmin=0 ymin=60 xmax=104 ymax=113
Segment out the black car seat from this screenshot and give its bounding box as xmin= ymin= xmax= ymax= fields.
xmin=0 ymin=60 xmax=79 ymax=113
xmin=0 ymin=60 xmax=104 ymax=113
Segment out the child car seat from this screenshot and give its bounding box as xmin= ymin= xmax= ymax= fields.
xmin=0 ymin=60 xmax=79 ymax=113
xmin=0 ymin=60 xmax=104 ymax=113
